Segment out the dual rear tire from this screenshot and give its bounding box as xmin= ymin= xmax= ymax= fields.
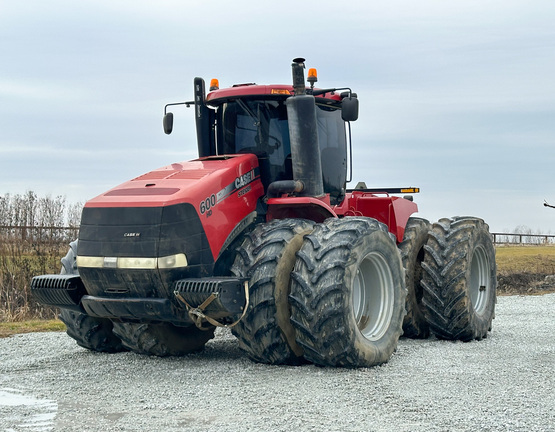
xmin=421 ymin=217 xmax=497 ymax=341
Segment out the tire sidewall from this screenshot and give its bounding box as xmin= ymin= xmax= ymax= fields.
xmin=345 ymin=228 xmax=406 ymax=366
xmin=465 ymin=226 xmax=497 ymax=337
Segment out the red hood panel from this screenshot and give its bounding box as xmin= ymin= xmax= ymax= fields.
xmin=85 ymin=154 xmax=265 ymax=260
xmin=86 ymin=155 xmax=260 ymax=208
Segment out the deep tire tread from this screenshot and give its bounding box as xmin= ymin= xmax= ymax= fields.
xmin=58 ymin=240 xmax=126 ymax=353
xmin=289 ymin=217 xmax=406 ymax=368
xmin=421 ymin=217 xmax=497 ymax=341
xmin=398 ymin=217 xmax=431 ymax=339
xmin=111 ymin=322 xmax=215 ymax=357
xmin=231 ymin=218 xmax=315 ymax=365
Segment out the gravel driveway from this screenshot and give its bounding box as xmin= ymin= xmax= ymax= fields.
xmin=1 ymin=294 xmax=554 ymax=432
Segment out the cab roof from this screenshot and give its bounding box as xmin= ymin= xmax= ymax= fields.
xmin=206 ymin=84 xmax=342 ymax=104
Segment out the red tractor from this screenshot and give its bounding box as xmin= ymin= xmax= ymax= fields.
xmin=32 ymin=59 xmax=497 ymax=367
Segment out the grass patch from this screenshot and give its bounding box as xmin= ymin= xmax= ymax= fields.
xmin=0 ymin=319 xmax=66 ymax=338
xmin=495 ymin=245 xmax=555 ymax=274
xmin=496 ymin=245 xmax=555 ymax=295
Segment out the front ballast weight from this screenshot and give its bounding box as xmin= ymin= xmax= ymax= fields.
xmin=174 ymin=277 xmax=249 ymax=329
xmin=31 ymin=274 xmax=86 ymax=313
xmin=32 ymin=271 xmax=250 ymax=330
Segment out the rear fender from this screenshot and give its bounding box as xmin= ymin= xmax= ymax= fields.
xmin=334 ymin=192 xmax=418 ymax=242
xmin=266 ymin=196 xmax=337 ymax=223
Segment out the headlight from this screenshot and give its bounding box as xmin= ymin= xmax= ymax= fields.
xmin=157 ymin=254 xmax=188 ymax=269
xmin=76 ymin=253 xmax=188 ymax=270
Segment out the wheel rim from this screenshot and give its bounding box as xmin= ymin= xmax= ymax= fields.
xmin=352 ymin=252 xmax=395 ymax=341
xmin=470 ymin=245 xmax=491 ymax=315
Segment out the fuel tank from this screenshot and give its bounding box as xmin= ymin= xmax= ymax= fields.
xmin=76 ymin=154 xmax=264 ymax=298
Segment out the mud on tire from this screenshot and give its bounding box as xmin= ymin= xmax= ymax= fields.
xmin=111 ymin=322 xmax=215 ymax=357
xmin=399 ymin=217 xmax=431 ymax=339
xmin=289 ymin=217 xmax=406 ymax=368
xmin=230 ymin=218 xmax=315 ymax=365
xmin=421 ymin=217 xmax=497 ymax=341
xmin=58 ymin=240 xmax=125 ymax=353
xmin=59 ymin=309 xmax=125 ymax=353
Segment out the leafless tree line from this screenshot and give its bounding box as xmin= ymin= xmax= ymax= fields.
xmin=0 ymin=192 xmax=82 ymax=321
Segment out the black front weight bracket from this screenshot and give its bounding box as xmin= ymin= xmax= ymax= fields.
xmin=173 ymin=277 xmax=249 ymax=329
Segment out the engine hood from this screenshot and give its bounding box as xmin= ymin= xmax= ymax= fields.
xmin=81 ymin=153 xmax=264 ymax=263
xmin=86 ymin=154 xmax=261 ymax=209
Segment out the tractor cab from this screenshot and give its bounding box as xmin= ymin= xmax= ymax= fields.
xmin=209 ymin=93 xmax=349 ymax=204
xmin=164 ymin=71 xmax=357 ymax=206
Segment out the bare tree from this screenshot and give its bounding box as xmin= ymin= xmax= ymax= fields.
xmin=67 ymin=202 xmax=83 ymax=228
xmin=0 ymin=191 xmax=80 ymax=321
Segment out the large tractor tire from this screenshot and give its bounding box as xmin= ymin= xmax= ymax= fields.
xmin=398 ymin=217 xmax=431 ymax=339
xmin=230 ymin=218 xmax=315 ymax=365
xmin=111 ymin=322 xmax=215 ymax=357
xmin=421 ymin=217 xmax=497 ymax=341
xmin=58 ymin=241 xmax=125 ymax=353
xmin=289 ymin=217 xmax=406 ymax=368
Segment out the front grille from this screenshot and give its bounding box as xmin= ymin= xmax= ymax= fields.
xmin=77 ymin=203 xmax=214 ymax=298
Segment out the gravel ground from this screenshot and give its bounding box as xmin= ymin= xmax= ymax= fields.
xmin=1 ymin=294 xmax=554 ymax=432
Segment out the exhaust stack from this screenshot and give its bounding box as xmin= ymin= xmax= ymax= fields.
xmin=286 ymin=58 xmax=324 ymax=198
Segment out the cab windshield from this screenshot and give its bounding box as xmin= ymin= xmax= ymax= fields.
xmin=213 ymin=97 xmax=347 ymax=199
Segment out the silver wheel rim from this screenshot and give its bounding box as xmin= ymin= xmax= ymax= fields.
xmin=470 ymin=245 xmax=491 ymax=315
xmin=352 ymin=252 xmax=395 ymax=341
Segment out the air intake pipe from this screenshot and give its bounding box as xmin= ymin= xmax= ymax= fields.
xmin=285 ymin=58 xmax=324 ymax=198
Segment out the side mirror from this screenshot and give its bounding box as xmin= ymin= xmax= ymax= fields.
xmin=163 ymin=112 xmax=174 ymax=135
xmin=341 ymin=96 xmax=359 ymax=122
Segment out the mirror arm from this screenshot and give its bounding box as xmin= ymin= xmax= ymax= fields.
xmin=164 ymin=101 xmax=194 ymax=115
xmin=311 ymin=87 xmax=354 ymax=97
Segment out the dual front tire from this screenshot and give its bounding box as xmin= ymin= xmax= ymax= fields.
xmin=289 ymin=217 xmax=406 ymax=367
xmin=233 ymin=217 xmax=406 ymax=368
xmin=58 ymin=240 xmax=215 ymax=357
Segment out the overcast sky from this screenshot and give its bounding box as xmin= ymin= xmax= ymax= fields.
xmin=1 ymin=0 xmax=554 ymax=233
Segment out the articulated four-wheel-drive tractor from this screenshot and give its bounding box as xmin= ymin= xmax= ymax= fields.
xmin=31 ymin=59 xmax=497 ymax=368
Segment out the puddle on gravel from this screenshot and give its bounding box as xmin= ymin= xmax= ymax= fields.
xmin=0 ymin=388 xmax=57 ymax=431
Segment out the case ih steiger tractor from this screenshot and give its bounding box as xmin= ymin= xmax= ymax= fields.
xmin=31 ymin=58 xmax=497 ymax=368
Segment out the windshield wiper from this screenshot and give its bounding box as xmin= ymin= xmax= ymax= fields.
xmin=236 ymin=99 xmax=260 ymax=126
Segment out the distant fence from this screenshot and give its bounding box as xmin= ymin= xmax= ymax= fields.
xmin=492 ymin=233 xmax=555 ymax=245
xmin=2 ymin=226 xmax=553 ymax=246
